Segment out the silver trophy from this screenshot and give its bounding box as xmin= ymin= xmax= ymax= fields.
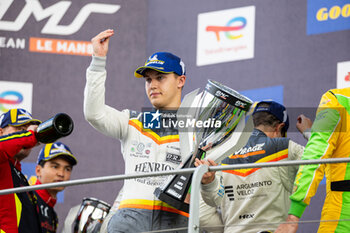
xmin=154 ymin=79 xmax=253 ymax=212
xmin=73 ymin=197 xmax=111 ymax=233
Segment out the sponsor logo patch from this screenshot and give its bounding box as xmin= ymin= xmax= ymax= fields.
xmin=166 ymin=153 xmax=182 ymax=164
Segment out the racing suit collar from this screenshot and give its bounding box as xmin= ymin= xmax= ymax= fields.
xmin=252 ymin=128 xmax=268 ymax=137
xmin=35 ymin=179 xmax=57 ymax=207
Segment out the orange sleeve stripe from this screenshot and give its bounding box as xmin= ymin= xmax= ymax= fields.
xmin=229 ymin=150 xmax=266 ymax=159
xmin=224 ymin=168 xmax=260 ymax=177
xmin=258 ymin=149 xmax=288 ymax=163
xmin=223 ymin=152 xmax=288 ymax=177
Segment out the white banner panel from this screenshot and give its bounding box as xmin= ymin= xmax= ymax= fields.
xmin=337 ymin=61 xmax=350 ymax=89
xmin=0 ymin=81 xmax=33 ymax=114
xmin=197 ymin=6 xmax=255 ymax=66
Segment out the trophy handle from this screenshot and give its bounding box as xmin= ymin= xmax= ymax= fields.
xmin=154 ymin=149 xmax=205 ymax=213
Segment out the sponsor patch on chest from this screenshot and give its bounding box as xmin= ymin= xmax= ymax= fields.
xmin=166 ymin=153 xmax=182 ymax=164
xmin=129 ymin=141 xmax=152 ymax=158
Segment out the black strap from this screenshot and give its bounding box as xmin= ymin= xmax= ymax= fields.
xmin=331 ymin=180 xmax=350 ymax=192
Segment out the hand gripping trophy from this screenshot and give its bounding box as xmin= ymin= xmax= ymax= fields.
xmin=154 ymin=79 xmax=253 ymax=212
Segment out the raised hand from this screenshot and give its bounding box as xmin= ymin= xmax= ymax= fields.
xmin=296 ymin=114 xmax=313 ymax=134
xmin=91 ymin=29 xmax=114 ymax=57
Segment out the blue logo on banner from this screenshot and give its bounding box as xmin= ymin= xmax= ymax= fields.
xmin=143 ymin=110 xmax=161 ymax=129
xmin=307 ymin=0 xmax=350 ymax=35
xmin=240 ymin=85 xmax=284 ymax=104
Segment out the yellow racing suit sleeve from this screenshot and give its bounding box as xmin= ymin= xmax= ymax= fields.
xmin=289 ymin=90 xmax=342 ymax=218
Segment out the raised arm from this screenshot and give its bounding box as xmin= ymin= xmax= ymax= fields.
xmin=84 ymin=29 xmax=129 ymax=140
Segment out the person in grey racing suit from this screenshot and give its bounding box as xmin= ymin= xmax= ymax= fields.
xmin=195 ymin=101 xmax=312 ymax=233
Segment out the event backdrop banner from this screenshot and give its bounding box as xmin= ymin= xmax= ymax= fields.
xmin=337 ymin=61 xmax=350 ymax=89
xmin=307 ymin=0 xmax=350 ymax=35
xmin=0 ymin=0 xmax=349 ymax=232
xmin=0 ymin=80 xmax=33 ymax=113
xmin=197 ymin=6 xmax=255 ymax=66
xmin=0 ymin=0 xmax=120 ymax=56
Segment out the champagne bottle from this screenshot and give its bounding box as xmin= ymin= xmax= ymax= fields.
xmin=36 ymin=113 xmax=74 ymax=143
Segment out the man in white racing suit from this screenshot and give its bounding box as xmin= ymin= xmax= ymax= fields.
xmin=84 ymin=29 xmax=188 ymax=232
xmin=195 ymin=101 xmax=312 ymax=233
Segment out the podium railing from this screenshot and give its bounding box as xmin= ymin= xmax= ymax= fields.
xmin=1 ymin=157 xmax=350 ymax=233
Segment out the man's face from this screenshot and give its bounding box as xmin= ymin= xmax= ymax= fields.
xmin=143 ymin=69 xmax=185 ymax=109
xmin=36 ymin=157 xmax=72 ymax=193
xmin=0 ymin=124 xmax=34 ymax=161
